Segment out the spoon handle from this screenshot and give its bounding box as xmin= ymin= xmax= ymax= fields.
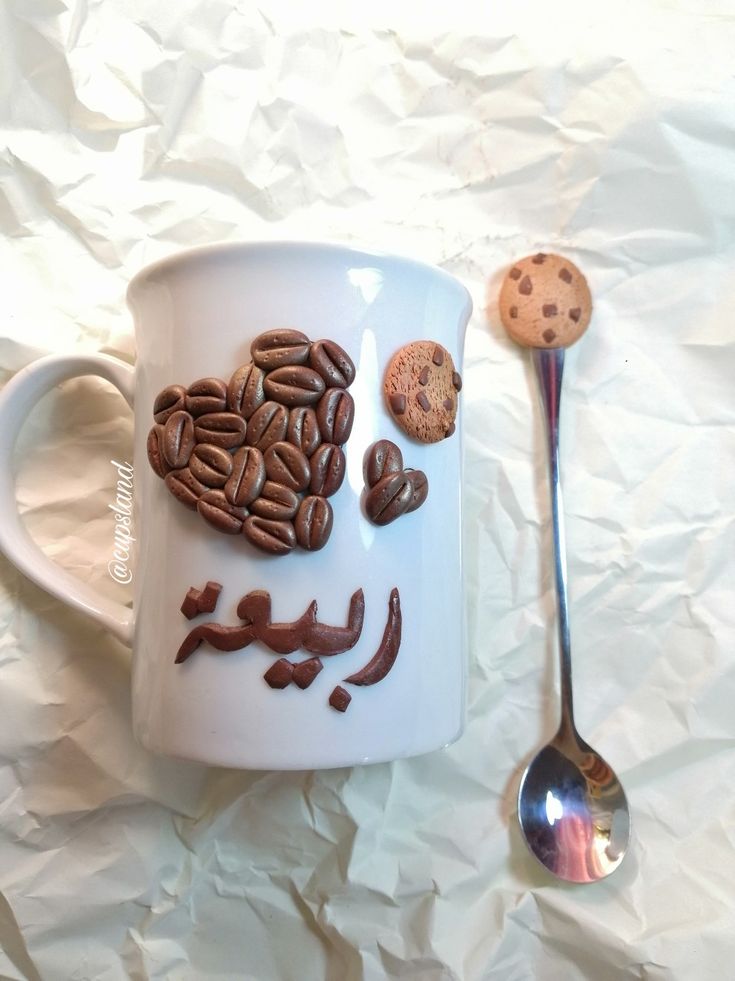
xmin=532 ymin=347 xmax=574 ymax=734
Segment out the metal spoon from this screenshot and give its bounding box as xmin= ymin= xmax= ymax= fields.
xmin=517 ymin=347 xmax=631 ymax=883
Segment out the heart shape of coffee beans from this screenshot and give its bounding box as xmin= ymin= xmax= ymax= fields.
xmin=147 ymin=330 xmax=356 ymax=555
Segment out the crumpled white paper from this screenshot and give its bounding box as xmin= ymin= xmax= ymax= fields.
xmin=1 ymin=3 xmax=734 ymax=979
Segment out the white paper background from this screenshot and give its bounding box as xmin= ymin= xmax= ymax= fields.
xmin=1 ymin=2 xmax=734 ymax=978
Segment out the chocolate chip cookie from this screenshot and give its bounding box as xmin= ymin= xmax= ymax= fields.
xmin=383 ymin=341 xmax=461 ymax=443
xmin=499 ymin=253 xmax=592 ymax=348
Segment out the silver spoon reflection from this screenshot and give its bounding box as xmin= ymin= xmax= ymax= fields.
xmin=517 ymin=347 xmax=631 ymax=883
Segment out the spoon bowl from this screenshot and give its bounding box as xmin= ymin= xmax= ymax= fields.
xmin=518 ymin=727 xmax=631 ymax=883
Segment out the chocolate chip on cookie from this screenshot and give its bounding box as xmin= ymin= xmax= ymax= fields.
xmin=383 ymin=341 xmax=461 ymax=443
xmin=499 ymin=253 xmax=592 ymax=348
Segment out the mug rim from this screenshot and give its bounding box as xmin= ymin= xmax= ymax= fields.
xmin=126 ymin=238 xmax=472 ymax=309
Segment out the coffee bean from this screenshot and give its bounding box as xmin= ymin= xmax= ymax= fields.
xmin=147 ymin=425 xmax=170 ymax=478
xmin=163 ymin=410 xmax=195 ymax=469
xmin=309 ymin=443 xmax=345 ymax=498
xmin=364 ymin=439 xmax=403 ymax=488
xmin=242 ymin=516 xmax=296 ymax=555
xmin=249 ymin=480 xmax=300 ymax=521
xmin=308 ymin=339 xmax=356 ymax=388
xmin=263 ymin=365 xmax=325 ymax=407
xmin=189 ymin=443 xmax=233 ymax=488
xmin=227 ymin=362 xmax=266 ymax=419
xmin=316 ymin=388 xmax=354 ymax=445
xmin=185 ymin=377 xmax=227 ymax=417
xmin=264 ymin=441 xmax=310 ymax=493
xmin=165 ymin=467 xmax=207 ymax=510
xmin=295 ymin=495 xmax=333 ymax=551
xmin=364 ymin=471 xmax=413 ymax=525
xmin=225 ymin=446 xmax=266 ymax=507
xmin=153 ymin=385 xmax=186 ymax=424
xmin=251 ymin=328 xmax=311 ymax=370
xmin=197 ymin=489 xmax=248 ymax=535
xmin=246 ymin=401 xmax=289 ymax=451
xmin=405 ymin=469 xmax=429 ymax=513
xmin=287 ymin=406 xmax=321 ymax=457
xmin=193 ymin=411 xmax=247 ymax=450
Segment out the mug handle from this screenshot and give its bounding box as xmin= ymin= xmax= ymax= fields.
xmin=0 ymin=354 xmax=136 ymax=646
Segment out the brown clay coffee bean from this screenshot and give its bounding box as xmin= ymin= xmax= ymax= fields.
xmin=263 ymin=365 xmax=325 ymax=407
xmin=227 ymin=362 xmax=266 ymax=419
xmin=405 ymin=469 xmax=429 ymax=513
xmin=364 ymin=439 xmax=403 ymax=488
xmin=365 ymin=471 xmax=413 ymax=526
xmin=264 ymin=441 xmax=310 ymax=493
xmin=287 ymin=406 xmax=321 ymax=457
xmin=165 ymin=467 xmax=207 ymax=510
xmin=251 ymin=329 xmax=311 ymax=370
xmin=308 ymin=339 xmax=356 ymax=388
xmin=309 ymin=443 xmax=345 ymax=498
xmin=153 ymin=385 xmax=186 ymax=424
xmin=185 ymin=377 xmax=227 ymax=417
xmin=249 ymin=481 xmax=300 ymax=521
xmin=163 ymin=410 xmax=195 ymax=469
xmin=189 ymin=443 xmax=233 ymax=488
xmin=147 ymin=425 xmax=170 ymax=478
xmin=193 ymin=411 xmax=247 ymax=450
xmin=197 ymin=490 xmax=248 ymax=535
xmin=316 ymin=388 xmax=354 ymax=445
xmin=295 ymin=495 xmax=333 ymax=551
xmin=225 ymin=446 xmax=266 ymax=507
xmin=242 ymin=516 xmax=296 ymax=555
xmin=246 ymin=401 xmax=289 ymax=451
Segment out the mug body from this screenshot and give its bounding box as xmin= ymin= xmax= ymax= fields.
xmin=127 ymin=242 xmax=472 ymax=769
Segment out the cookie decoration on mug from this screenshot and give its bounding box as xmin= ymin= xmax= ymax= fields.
xmin=146 ymin=329 xmax=356 ymax=555
xmin=498 ymin=253 xmax=592 ymax=348
xmin=383 ymin=340 xmax=461 ymax=442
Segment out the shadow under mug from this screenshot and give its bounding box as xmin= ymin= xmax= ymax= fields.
xmin=0 ymin=241 xmax=473 ymax=769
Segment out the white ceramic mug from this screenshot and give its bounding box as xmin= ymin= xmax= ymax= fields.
xmin=0 ymin=242 xmax=472 ymax=769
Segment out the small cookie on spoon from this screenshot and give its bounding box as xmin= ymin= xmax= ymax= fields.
xmin=499 ymin=253 xmax=592 ymax=348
